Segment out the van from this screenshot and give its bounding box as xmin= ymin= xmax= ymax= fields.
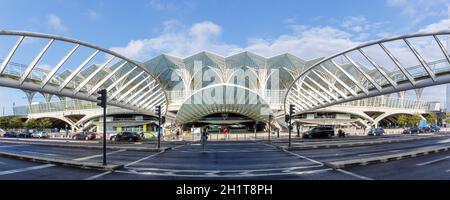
xmin=303 ymin=127 xmax=334 ymax=139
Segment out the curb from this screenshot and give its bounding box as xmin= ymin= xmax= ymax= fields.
xmin=0 ymin=140 xmax=168 ymax=152
xmin=0 ymin=151 xmax=123 ymax=171
xmin=280 ymin=136 xmax=445 ymax=150
xmin=324 ymin=145 xmax=450 ymax=169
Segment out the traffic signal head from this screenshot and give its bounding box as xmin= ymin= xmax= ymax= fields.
xmin=96 ymin=89 xmax=107 ymax=108
xmin=285 ymin=115 xmax=290 ymax=123
xmin=155 ymin=105 xmax=161 ymax=116
xmin=289 ymin=104 xmax=296 ymax=115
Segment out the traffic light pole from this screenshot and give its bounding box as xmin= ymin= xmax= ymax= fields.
xmin=103 ymin=103 xmax=106 ymax=166
xmin=288 ymin=114 xmax=292 ymax=148
xmin=97 ymin=89 xmax=107 ymax=166
xmin=268 ymin=115 xmax=272 ymax=143
xmin=157 ymin=106 xmax=161 ymax=149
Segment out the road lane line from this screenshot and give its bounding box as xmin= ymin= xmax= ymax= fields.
xmin=282 ymin=148 xmax=374 ymax=180
xmin=336 ymin=169 xmax=374 ymax=180
xmin=84 ymin=171 xmax=112 ymax=180
xmin=125 ymin=151 xmax=165 ymax=167
xmin=0 ymin=164 xmax=55 ymax=176
xmin=21 ymin=151 xmax=59 ymax=156
xmin=85 ymin=150 xmax=167 ymax=180
xmin=416 ymin=156 xmax=450 ymax=166
xmin=73 ymin=149 xmax=126 ymax=161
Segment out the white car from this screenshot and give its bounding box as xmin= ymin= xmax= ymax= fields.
xmin=32 ymin=131 xmax=48 ymax=138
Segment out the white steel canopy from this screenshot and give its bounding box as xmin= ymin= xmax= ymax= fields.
xmin=176 ymin=84 xmax=271 ymax=124
xmin=285 ymin=31 xmax=450 ymax=115
xmin=0 ymin=30 xmax=168 ymax=115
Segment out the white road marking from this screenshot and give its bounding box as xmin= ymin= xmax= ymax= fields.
xmin=336 ymin=169 xmax=374 ymax=180
xmin=84 ymin=171 xmax=112 ymax=180
xmin=0 ymin=145 xmax=27 ymax=148
xmin=125 ymin=151 xmax=165 ymax=167
xmin=114 ymin=168 xmax=333 ymax=178
xmin=438 ymin=139 xmax=450 ymax=144
xmin=85 ymin=150 xmax=167 ymax=180
xmin=21 ymin=151 xmax=58 ymax=156
xmin=73 ymin=149 xmax=126 ymax=161
xmin=282 ymin=148 xmax=374 ymax=180
xmin=0 ymin=164 xmax=55 ymax=176
xmin=416 ymin=156 xmax=450 ymax=166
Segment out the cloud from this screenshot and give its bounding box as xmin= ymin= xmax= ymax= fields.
xmin=386 ymin=0 xmax=450 ymax=25
xmin=111 ymin=20 xmax=363 ymax=61
xmin=46 ymin=14 xmax=68 ymax=33
xmin=245 ymin=26 xmax=359 ymax=59
xmin=86 ymin=9 xmax=101 ymax=21
xmin=110 ymin=21 xmax=242 ymax=61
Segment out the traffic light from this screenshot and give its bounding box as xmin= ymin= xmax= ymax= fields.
xmin=155 ymin=105 xmax=161 ymax=117
xmin=161 ymin=116 xmax=166 ymax=124
xmin=96 ymin=89 xmax=107 ymax=108
xmin=289 ymin=104 xmax=296 ymax=116
xmin=285 ymin=115 xmax=290 ymax=123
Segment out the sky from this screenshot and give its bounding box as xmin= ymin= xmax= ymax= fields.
xmin=1 ymin=0 xmax=450 ymax=115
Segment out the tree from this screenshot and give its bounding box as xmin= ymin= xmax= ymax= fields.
xmin=38 ymin=118 xmax=52 ymax=129
xmin=408 ymin=114 xmax=422 ymax=127
xmin=9 ymin=117 xmax=24 ymax=129
xmin=425 ymin=113 xmax=437 ymax=125
xmin=397 ymin=115 xmax=408 ymax=127
xmin=444 ymin=113 xmax=450 ymax=125
xmin=25 ymin=118 xmax=40 ymax=129
xmin=0 ymin=117 xmax=10 ymax=130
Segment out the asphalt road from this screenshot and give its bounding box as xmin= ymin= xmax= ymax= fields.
xmin=0 ymin=134 xmax=449 ymax=180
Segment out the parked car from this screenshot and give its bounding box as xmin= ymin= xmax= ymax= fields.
xmin=403 ymin=127 xmax=421 ymax=134
xmin=368 ymin=128 xmax=385 ymax=136
xmin=18 ymin=131 xmax=33 ymax=138
xmin=419 ymin=126 xmax=432 ymax=133
xmin=72 ymin=132 xmax=96 ymax=140
xmin=32 ymin=131 xmax=49 ymax=138
xmin=302 ymin=127 xmax=334 ymax=139
xmin=110 ymin=132 xmax=141 ymax=142
xmin=3 ymin=131 xmax=17 ymax=138
xmin=431 ymin=125 xmax=441 ymax=132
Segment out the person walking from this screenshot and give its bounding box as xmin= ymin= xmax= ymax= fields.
xmin=201 ymin=126 xmax=209 ymax=151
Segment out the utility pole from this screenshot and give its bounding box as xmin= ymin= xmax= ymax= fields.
xmin=97 ymin=89 xmax=107 ymax=166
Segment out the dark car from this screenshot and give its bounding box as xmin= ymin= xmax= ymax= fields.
xmin=368 ymin=128 xmax=385 ymax=136
xmin=72 ymin=132 xmax=96 ymax=140
xmin=18 ymin=131 xmax=33 ymax=138
xmin=419 ymin=126 xmax=432 ymax=133
xmin=110 ymin=132 xmax=141 ymax=142
xmin=431 ymin=125 xmax=441 ymax=132
xmin=3 ymin=131 xmax=17 ymax=138
xmin=303 ymin=127 xmax=334 ymax=139
xmin=403 ymin=127 xmax=420 ymax=134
